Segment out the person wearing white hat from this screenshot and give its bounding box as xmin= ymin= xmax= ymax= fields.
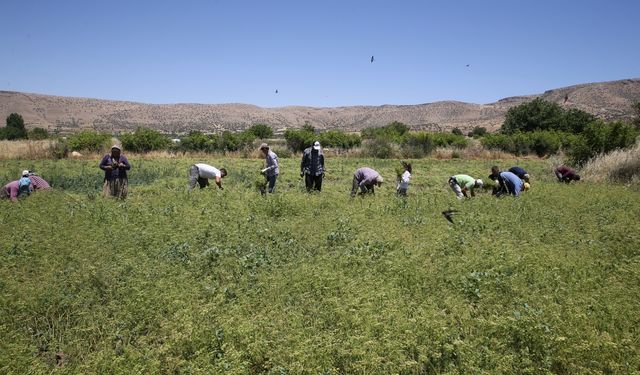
xmin=99 ymin=145 xmax=131 ymax=199
xmin=300 ymin=140 xmax=325 ymax=192
xmin=351 ymin=167 xmax=383 ymax=197
xmin=448 ymin=174 xmax=483 ymax=199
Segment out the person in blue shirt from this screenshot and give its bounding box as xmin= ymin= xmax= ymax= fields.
xmin=499 ymin=171 xmax=524 ymax=197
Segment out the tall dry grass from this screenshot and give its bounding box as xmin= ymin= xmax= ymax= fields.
xmin=581 ymin=140 xmax=640 ymax=184
xmin=0 ymin=140 xmax=58 ymax=160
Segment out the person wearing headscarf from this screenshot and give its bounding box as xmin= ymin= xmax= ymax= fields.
xmin=99 ymin=145 xmax=131 ymax=199
xmin=1 ymin=177 xmax=31 ymax=202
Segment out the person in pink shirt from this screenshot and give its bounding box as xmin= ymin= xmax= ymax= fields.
xmin=1 ymin=179 xmax=31 ymax=202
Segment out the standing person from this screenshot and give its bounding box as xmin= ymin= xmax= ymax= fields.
xmin=300 ymin=141 xmax=325 ymax=192
xmin=1 ymin=178 xmax=31 ymax=202
xmin=188 ymin=163 xmax=227 ymax=192
xmin=99 ymin=145 xmax=131 ymax=199
xmin=508 ymin=166 xmax=530 ymax=183
xmin=448 ymin=174 xmax=483 ymax=199
xmin=259 ymin=143 xmax=279 ymax=193
xmin=498 ymin=171 xmax=524 ymax=197
xmin=555 ymin=165 xmax=580 ymax=183
xmin=23 ymin=170 xmax=51 ymax=190
xmin=396 ymin=162 xmax=412 ymax=197
xmin=351 ymin=167 xmax=383 ymax=197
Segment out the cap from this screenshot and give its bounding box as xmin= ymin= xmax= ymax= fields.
xmin=376 ymin=175 xmax=384 ymax=184
xmin=313 ymin=141 xmax=321 ymax=150
xmin=22 ymin=170 xmax=30 ymax=177
xmin=111 ymin=145 xmax=121 ymax=151
xmin=259 ymin=143 xmax=269 ymax=150
xmin=523 ymin=173 xmax=530 ymax=180
xmin=523 ymin=182 xmax=531 ymax=190
xmin=475 ymin=179 xmax=484 ymax=187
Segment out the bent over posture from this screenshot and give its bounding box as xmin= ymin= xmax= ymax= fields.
xmin=448 ymin=174 xmax=483 ymax=199
xmin=351 ymin=167 xmax=383 ymax=197
xmin=188 ymin=163 xmax=227 ymax=191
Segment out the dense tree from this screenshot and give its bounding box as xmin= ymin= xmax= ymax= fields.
xmin=501 ymin=98 xmax=564 ymax=134
xmin=0 ymin=113 xmax=28 ymax=140
xmin=246 ymin=124 xmax=274 ymax=139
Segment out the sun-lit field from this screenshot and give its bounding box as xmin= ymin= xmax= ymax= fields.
xmin=1 ymin=157 xmax=639 ymax=374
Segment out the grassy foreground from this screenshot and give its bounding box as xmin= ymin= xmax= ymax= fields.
xmin=1 ymin=157 xmax=639 ymax=374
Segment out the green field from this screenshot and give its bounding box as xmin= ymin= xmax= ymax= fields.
xmin=1 ymin=157 xmax=639 ymax=374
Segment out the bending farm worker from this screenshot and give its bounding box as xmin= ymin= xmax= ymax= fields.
xmin=188 ymin=163 xmax=227 ymax=192
xmin=23 ymin=170 xmax=51 ymax=190
xmin=351 ymin=167 xmax=383 ymax=197
xmin=1 ymin=178 xmax=32 ymax=202
xmin=508 ymin=166 xmax=530 ymax=183
xmin=555 ymin=165 xmax=580 ymax=183
xmin=448 ymin=174 xmax=483 ymax=199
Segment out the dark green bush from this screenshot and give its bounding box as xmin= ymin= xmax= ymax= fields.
xmin=68 ymin=130 xmax=112 ymax=152
xmin=120 ymin=127 xmax=171 ymax=153
xmin=502 ymin=98 xmax=596 ymax=134
xmin=361 ymin=121 xmax=409 ymax=142
xmin=246 ymin=124 xmax=274 ymax=139
xmin=468 ymin=126 xmax=487 ymax=138
xmin=569 ymin=120 xmax=639 ymax=165
xmin=28 ymin=127 xmax=49 ymax=140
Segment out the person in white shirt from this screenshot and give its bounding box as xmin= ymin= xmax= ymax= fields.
xmin=396 ymin=162 xmax=412 ymax=197
xmin=188 ymin=163 xmax=227 ymax=192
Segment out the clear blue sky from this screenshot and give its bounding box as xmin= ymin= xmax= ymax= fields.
xmin=1 ymin=0 xmax=638 ymax=107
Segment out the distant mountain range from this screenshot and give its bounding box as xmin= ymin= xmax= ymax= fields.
xmin=1 ymin=78 xmax=638 ymax=134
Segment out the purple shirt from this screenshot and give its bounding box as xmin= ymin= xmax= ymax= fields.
xmin=99 ymin=154 xmax=131 ymax=180
xmin=354 ymin=167 xmax=380 ymax=187
xmin=2 ymin=181 xmax=22 ymax=202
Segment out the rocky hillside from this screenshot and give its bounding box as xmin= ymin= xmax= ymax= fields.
xmin=1 ymin=78 xmax=638 ymax=134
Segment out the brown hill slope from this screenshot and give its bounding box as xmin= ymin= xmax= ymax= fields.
xmin=1 ymin=78 xmax=638 ymax=134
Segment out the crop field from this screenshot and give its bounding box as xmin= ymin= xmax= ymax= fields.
xmin=1 ymin=157 xmax=639 ymax=374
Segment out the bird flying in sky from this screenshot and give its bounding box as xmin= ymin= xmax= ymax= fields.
xmin=275 ymin=89 xmax=278 ymax=94
xmin=371 ymin=55 xmax=375 ymax=63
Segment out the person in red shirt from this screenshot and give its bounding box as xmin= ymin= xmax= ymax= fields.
xmin=555 ymin=165 xmax=581 ymax=183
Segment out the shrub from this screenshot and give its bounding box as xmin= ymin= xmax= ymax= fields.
xmin=581 ymin=139 xmax=640 ymax=183
xmin=569 ymin=120 xmax=638 ymax=165
xmin=246 ymin=124 xmax=274 ymax=139
xmin=468 ymin=126 xmax=487 ymax=138
xmin=120 ymin=127 xmax=171 ymax=153
xmin=28 ymin=127 xmax=49 ymax=140
xmin=452 ymin=128 xmax=463 ymax=136
xmin=68 ymin=130 xmax=112 ymax=152
xmin=361 ymin=121 xmax=409 ymax=142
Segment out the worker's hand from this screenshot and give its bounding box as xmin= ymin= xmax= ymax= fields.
xmin=118 ymin=163 xmax=126 ymax=168
xmin=300 ymin=172 xmax=304 ymax=178
xmin=322 ymin=173 xmax=325 ymax=178
xmin=104 ymin=165 xmax=113 ymax=171
xmin=261 ymin=168 xmax=268 ymax=174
